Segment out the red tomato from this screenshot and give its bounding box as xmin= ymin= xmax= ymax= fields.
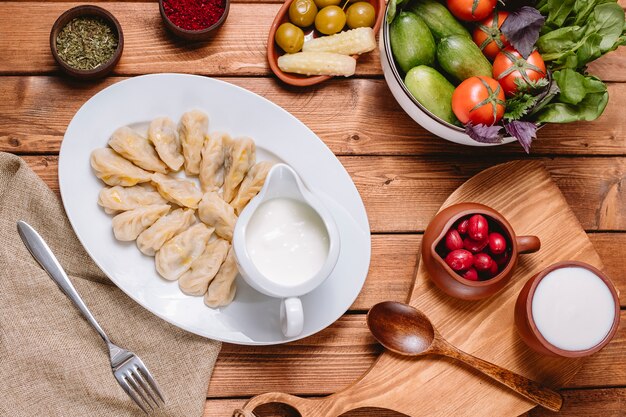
xmin=473 ymin=11 xmax=509 ymax=60
xmin=452 ymin=76 xmax=505 ymax=126
xmin=447 ymin=0 xmax=496 ymax=21
xmin=493 ymin=47 xmax=547 ymax=96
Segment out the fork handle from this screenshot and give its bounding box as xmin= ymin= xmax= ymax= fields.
xmin=17 ymin=221 xmax=111 ymax=345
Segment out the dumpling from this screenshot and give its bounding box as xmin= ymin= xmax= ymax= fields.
xmin=230 ymin=161 xmax=273 ymax=215
xmin=178 ymin=238 xmax=230 ymax=296
xmin=108 ymin=126 xmax=168 ymax=173
xmin=151 ymin=173 xmax=203 ymax=209
xmin=198 ymin=192 xmax=237 ymax=241
xmin=199 ymin=132 xmax=228 ymax=192
xmin=179 ymin=110 xmax=208 ymax=176
xmin=90 ymin=148 xmax=152 ymax=187
xmin=205 ymin=247 xmax=238 ymax=308
xmin=111 ymin=204 xmax=170 ymax=241
xmin=137 ymin=208 xmax=196 ymax=256
xmin=148 ymin=117 xmax=184 ymax=172
xmin=223 ymin=137 xmax=256 ymax=202
xmin=98 ymin=184 xmax=168 ymax=214
xmin=155 ymin=223 xmax=214 ymax=281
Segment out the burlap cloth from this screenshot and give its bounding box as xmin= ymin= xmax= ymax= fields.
xmin=0 ymin=153 xmax=221 ymax=416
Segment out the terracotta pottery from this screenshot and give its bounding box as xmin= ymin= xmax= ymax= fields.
xmin=514 ymin=261 xmax=620 ymax=358
xmin=421 ymin=202 xmax=541 ymax=300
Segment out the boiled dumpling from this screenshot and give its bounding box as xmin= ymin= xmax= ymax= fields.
xmin=230 ymin=161 xmax=273 ymax=215
xmin=90 ymin=148 xmax=152 ymax=187
xmin=179 ymin=110 xmax=208 ymax=176
xmin=137 ymin=208 xmax=196 ymax=256
xmin=205 ymin=246 xmax=238 ymax=308
xmin=98 ymin=184 xmax=168 ymax=214
xmin=199 ymin=132 xmax=228 ymax=192
xmin=223 ymin=137 xmax=256 ymax=202
xmin=151 ymin=173 xmax=203 ymax=209
xmin=198 ymin=192 xmax=237 ymax=241
xmin=148 ymin=117 xmax=184 ymax=172
xmin=156 ymin=223 xmax=214 ymax=280
xmin=178 ymin=238 xmax=230 ymax=296
xmin=108 ymin=126 xmax=168 ymax=174
xmin=111 ymin=204 xmax=170 ymax=241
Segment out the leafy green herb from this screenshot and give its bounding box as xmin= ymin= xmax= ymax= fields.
xmin=56 ymin=16 xmax=118 ymax=70
xmin=552 ymin=69 xmax=606 ymax=105
xmin=504 ymin=77 xmax=549 ymax=120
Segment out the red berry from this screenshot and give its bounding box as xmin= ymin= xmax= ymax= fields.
xmin=462 ymin=267 xmax=479 ymax=281
xmin=445 ymin=229 xmax=464 ymax=251
xmin=468 ymin=214 xmax=489 ymax=241
xmin=489 ymin=232 xmax=507 ymax=255
xmin=464 ymin=236 xmax=489 ymax=253
xmin=493 ymin=250 xmax=511 ymax=268
xmin=457 ymin=218 xmax=470 ymax=234
xmin=488 ymin=261 xmax=499 ymax=276
xmin=474 ymin=253 xmax=494 ymax=271
xmin=445 ymin=249 xmax=475 ymax=271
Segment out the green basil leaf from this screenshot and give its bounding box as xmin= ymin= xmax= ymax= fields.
xmin=588 ymin=2 xmax=625 ymax=52
xmin=575 ymin=33 xmax=603 ymax=67
xmin=536 ymin=90 xmax=608 ymax=123
xmin=537 ymin=26 xmax=585 ymax=58
xmin=552 ymin=69 xmax=606 ymax=105
xmin=545 ymin=0 xmax=576 ymax=28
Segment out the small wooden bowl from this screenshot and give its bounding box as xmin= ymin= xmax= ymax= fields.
xmin=514 ymin=261 xmax=620 ymax=358
xmin=159 ymin=0 xmax=230 ymax=41
xmin=421 ymin=203 xmax=541 ymax=300
xmin=50 ymin=5 xmax=124 ymax=80
xmin=267 ymin=0 xmax=385 ymax=87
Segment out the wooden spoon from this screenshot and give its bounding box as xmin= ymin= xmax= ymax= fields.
xmin=367 ymin=301 xmax=563 ymax=412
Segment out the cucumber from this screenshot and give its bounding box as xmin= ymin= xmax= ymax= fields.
xmin=404 ymin=65 xmax=458 ymax=124
xmin=390 ymin=12 xmax=436 ymax=73
xmin=437 ymin=35 xmax=493 ymax=83
xmin=410 ymin=0 xmax=470 ymax=41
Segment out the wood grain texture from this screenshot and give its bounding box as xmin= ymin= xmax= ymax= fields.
xmin=0 ymin=3 xmax=625 ymax=81
xmin=1 ymin=75 xmax=626 ymax=156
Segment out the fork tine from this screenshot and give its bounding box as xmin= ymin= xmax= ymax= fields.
xmin=126 ymin=371 xmax=155 ymax=411
xmin=132 ymin=367 xmax=160 ymax=407
xmin=135 ymin=360 xmax=165 ymax=403
xmin=117 ymin=374 xmax=149 ymax=414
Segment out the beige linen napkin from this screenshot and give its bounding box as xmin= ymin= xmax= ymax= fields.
xmin=0 ymin=153 xmax=221 ymax=417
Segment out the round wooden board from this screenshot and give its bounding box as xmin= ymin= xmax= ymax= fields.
xmin=237 ymin=160 xmax=604 ymax=417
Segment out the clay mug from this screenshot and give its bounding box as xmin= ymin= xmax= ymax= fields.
xmin=421 ymin=202 xmax=541 ymax=300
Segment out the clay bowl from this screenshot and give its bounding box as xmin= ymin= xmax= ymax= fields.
xmin=267 ymin=0 xmax=385 ymax=87
xmin=50 ymin=5 xmax=124 ymax=80
xmin=515 ymin=261 xmax=620 ymax=358
xmin=159 ymin=0 xmax=230 ymax=41
xmin=421 ymin=203 xmax=541 ymax=301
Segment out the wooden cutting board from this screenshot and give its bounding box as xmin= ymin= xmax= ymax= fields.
xmin=235 ymin=160 xmax=604 ymax=417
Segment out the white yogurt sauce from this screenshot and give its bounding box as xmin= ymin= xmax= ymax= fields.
xmin=532 ymin=266 xmax=616 ymax=351
xmin=245 ymin=198 xmax=329 ymax=286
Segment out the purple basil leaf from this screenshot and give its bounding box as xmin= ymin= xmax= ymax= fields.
xmin=465 ymin=122 xmax=504 ymax=144
xmin=505 ymin=120 xmax=538 ymax=153
xmin=501 ymin=6 xmax=545 ymax=58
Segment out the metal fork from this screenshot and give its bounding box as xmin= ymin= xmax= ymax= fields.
xmin=17 ymin=221 xmax=165 ymax=414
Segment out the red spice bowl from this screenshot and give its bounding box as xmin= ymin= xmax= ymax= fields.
xmin=159 ymin=0 xmax=230 ymax=41
xmin=421 ymin=203 xmax=541 ymax=301
xmin=267 ymin=0 xmax=385 ymax=87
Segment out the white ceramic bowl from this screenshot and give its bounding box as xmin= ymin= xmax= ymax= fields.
xmin=379 ymin=10 xmax=515 ymax=147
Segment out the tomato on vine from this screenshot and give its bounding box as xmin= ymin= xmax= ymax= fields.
xmin=493 ymin=47 xmax=547 ymax=96
xmin=473 ymin=11 xmax=509 ymax=60
xmin=447 ymin=0 xmax=496 ymax=22
xmin=452 ymin=76 xmax=506 ymax=126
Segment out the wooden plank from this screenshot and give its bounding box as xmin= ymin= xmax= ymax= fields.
xmin=2 ymin=77 xmax=626 ymax=157
xmin=201 ymin=388 xmax=626 ymax=417
xmin=21 ymin=155 xmax=626 ymax=232
xmin=1 ymin=3 xmax=625 ymax=81
xmin=205 ymin=312 xmax=625 ymax=398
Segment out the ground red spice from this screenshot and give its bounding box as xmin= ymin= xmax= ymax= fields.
xmin=163 ymin=0 xmax=226 ymax=31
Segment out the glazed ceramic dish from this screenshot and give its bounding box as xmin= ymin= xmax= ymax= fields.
xmin=421 ymin=203 xmax=540 ymax=300
xmin=58 ymin=73 xmax=371 ymax=345
xmin=378 ymin=4 xmax=515 ymax=146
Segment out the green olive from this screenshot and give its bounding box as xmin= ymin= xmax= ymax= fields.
xmin=346 ymin=2 xmax=375 ymax=29
xmin=275 ymin=23 xmax=305 ymax=53
xmin=313 ymin=0 xmax=341 ymax=7
xmin=315 ymin=6 xmax=346 ymax=35
xmin=289 ymin=0 xmax=318 ymax=28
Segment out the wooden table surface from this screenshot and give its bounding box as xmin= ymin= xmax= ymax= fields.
xmin=1 ymin=1 xmax=625 ymax=416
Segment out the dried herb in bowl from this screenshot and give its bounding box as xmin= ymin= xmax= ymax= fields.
xmin=56 ymin=16 xmax=119 ymax=70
